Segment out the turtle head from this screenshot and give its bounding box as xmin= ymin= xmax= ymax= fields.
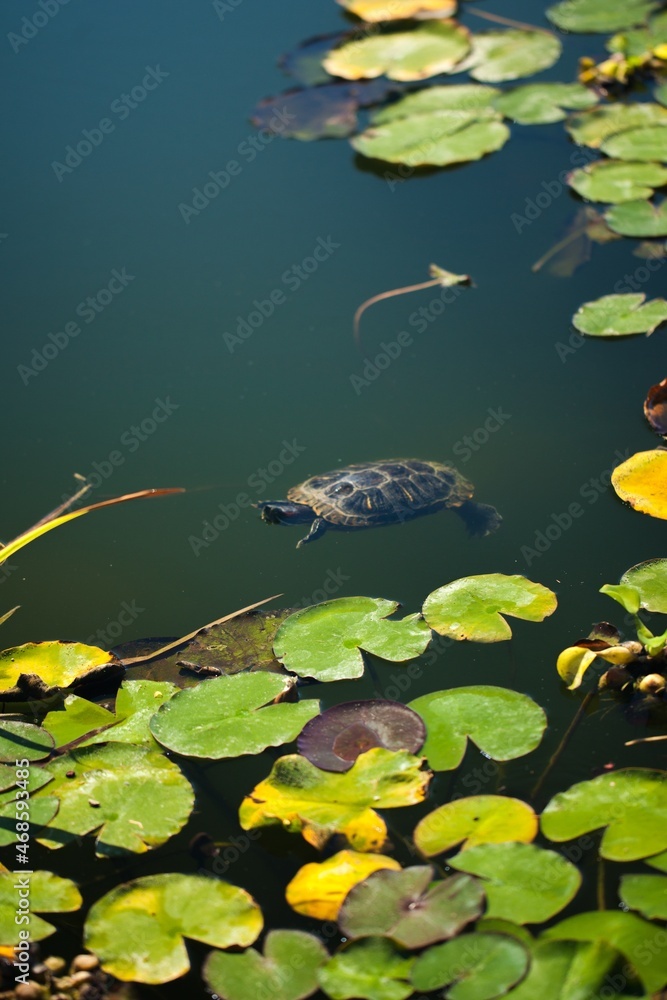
xmin=257 ymin=500 xmax=315 ymax=526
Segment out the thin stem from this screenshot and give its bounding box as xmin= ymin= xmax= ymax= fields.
xmin=466 ymin=6 xmax=552 ymax=35
xmin=530 ymin=690 xmax=596 ymax=801
xmin=625 ymin=734 xmax=667 ymax=746
xmin=597 ymin=854 xmax=606 ymax=910
xmin=26 ymin=475 xmax=92 ymax=531
xmin=354 ymin=278 xmax=442 ymax=353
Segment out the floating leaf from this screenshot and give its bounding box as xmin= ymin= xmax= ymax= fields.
xmin=408 ymin=687 xmax=546 ymax=771
xmin=0 ymin=767 xmax=57 ymax=847
xmin=286 ymin=850 xmax=401 ymax=920
xmin=645 ymin=378 xmax=667 ymax=437
xmin=251 ymin=81 xmax=397 ymax=141
xmin=606 ymin=199 xmax=667 ymax=236
xmin=372 ymin=83 xmax=500 ymax=122
xmin=556 ymin=646 xmax=599 ymax=690
xmin=494 ymin=82 xmax=596 ymax=125
xmin=602 ymin=124 xmax=667 ymax=162
xmin=568 ymin=160 xmax=667 ymax=203
xmin=0 ymin=869 xmax=81 ymax=945
xmin=647 ymin=849 xmax=667 ymax=871
xmin=572 ymin=293 xmax=667 ymax=336
xmin=339 ymin=867 xmax=484 ymax=948
xmin=542 ymin=911 xmax=667 ymax=995
xmin=611 ymin=449 xmax=667 ymax=518
xmin=0 ymin=641 xmax=123 ymax=701
xmin=337 ymin=0 xmax=457 ymax=20
xmin=239 ymin=748 xmax=430 ymax=851
xmin=352 ymin=111 xmax=509 ymax=166
xmin=541 ymin=769 xmax=667 ymax=861
xmin=547 ymin=0 xmax=658 ymax=33
xmin=280 ymin=32 xmax=342 ymax=86
xmin=318 ymin=937 xmax=414 ymax=1000
xmin=411 ymin=932 xmax=529 ymax=998
xmin=204 ymin=930 xmax=328 ymax=1000
xmin=84 ymin=873 xmax=262 ymax=984
xmin=619 ymin=873 xmax=667 ymax=919
xmin=423 ymin=575 xmax=557 ymax=643
xmin=33 ymin=743 xmax=194 ymax=856
xmin=273 ymin=597 xmax=431 ymax=683
xmin=324 ymin=21 xmax=471 ymax=81
xmin=298 ymin=700 xmax=425 ymax=772
xmin=620 ymin=558 xmax=667 ymax=611
xmin=448 ymin=843 xmax=581 ymax=924
xmin=414 ymin=796 xmax=538 ymax=856
xmin=0 ymin=721 xmax=53 ymax=762
xmin=501 ymin=939 xmax=617 ymax=1000
xmin=459 ymin=30 xmax=562 ymax=83
xmin=150 ymin=672 xmax=318 ymax=759
xmin=566 ymin=103 xmax=667 ymax=147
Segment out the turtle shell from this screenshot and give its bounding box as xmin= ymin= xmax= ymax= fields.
xmin=287 ymin=459 xmax=474 ymax=528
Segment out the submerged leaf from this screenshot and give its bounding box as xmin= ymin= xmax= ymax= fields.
xmin=84 ymin=874 xmax=262 ymax=984
xmin=0 ymin=641 xmax=122 ymax=700
xmin=298 ymin=700 xmax=425 ymax=772
xmin=460 ymin=30 xmax=562 ymax=83
xmin=572 ymin=293 xmax=667 ymax=336
xmin=494 ymin=82 xmax=596 ymax=125
xmin=324 ymin=21 xmax=471 ymax=81
xmin=411 ymin=932 xmax=529 ymax=998
xmin=0 ymin=870 xmax=81 ymax=945
xmin=286 ymin=850 xmax=401 ymax=920
xmin=611 ymin=449 xmax=667 ymax=518
xmin=337 ymin=0 xmax=457 ymax=20
xmin=619 ymin=873 xmax=667 ymax=919
xmin=606 ymin=199 xmax=667 ymax=237
xmin=547 ymin=0 xmax=658 ymax=33
xmin=318 ymin=937 xmax=414 ymax=1000
xmin=251 ymin=81 xmax=397 ymax=141
xmin=620 ymin=557 xmax=667 ymax=611
xmin=568 ymin=160 xmax=667 ymax=203
xmin=644 ymin=378 xmax=667 ymax=437
xmin=204 ymin=930 xmax=328 ymax=1000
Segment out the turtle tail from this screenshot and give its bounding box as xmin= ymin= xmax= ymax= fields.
xmin=456 ymin=500 xmax=502 ymax=537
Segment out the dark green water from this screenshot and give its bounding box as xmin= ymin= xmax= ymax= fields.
xmin=2 ymin=0 xmax=666 ymax=994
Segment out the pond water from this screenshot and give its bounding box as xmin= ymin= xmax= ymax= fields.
xmin=2 ymin=0 xmax=666 ymax=995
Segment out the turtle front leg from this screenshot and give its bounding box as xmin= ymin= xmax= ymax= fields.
xmin=296 ymin=517 xmax=327 ymax=548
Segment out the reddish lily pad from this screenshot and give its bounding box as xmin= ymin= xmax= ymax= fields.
xmin=298 ymin=700 xmax=426 ymax=773
xmin=644 ymin=377 xmax=667 ymax=436
xmin=251 ymin=80 xmax=398 ymax=141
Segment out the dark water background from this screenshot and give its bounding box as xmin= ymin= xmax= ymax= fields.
xmin=1 ymin=0 xmax=666 ymax=994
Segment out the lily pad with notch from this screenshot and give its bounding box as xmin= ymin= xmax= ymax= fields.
xmin=566 ymin=103 xmax=667 ymax=148
xmin=457 ymin=29 xmax=562 ymax=83
xmin=286 ymin=850 xmax=401 ymax=921
xmin=414 ymin=795 xmax=538 ymax=856
xmin=411 ymin=931 xmax=529 ymax=999
xmin=568 ymin=160 xmax=667 ymax=203
xmin=606 ymin=199 xmax=667 ymax=237
xmin=0 ymin=641 xmax=123 ymax=702
xmin=0 ymin=867 xmax=81 ymax=946
xmin=0 ymin=765 xmax=57 ymax=847
xmin=323 ymin=20 xmax=471 ymax=81
xmin=352 ymin=110 xmax=510 ymax=167
xmin=0 ymin=720 xmax=54 ymax=762
xmin=318 ymin=936 xmax=415 ymax=1000
xmin=602 ymin=124 xmax=667 ymax=162
xmin=204 ymin=930 xmax=328 ymax=1000
xmin=572 ymin=293 xmax=667 ymax=336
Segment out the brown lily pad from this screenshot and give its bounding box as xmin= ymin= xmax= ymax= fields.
xmin=251 ymin=80 xmax=399 ymax=141
xmin=645 ymin=378 xmax=667 ymax=437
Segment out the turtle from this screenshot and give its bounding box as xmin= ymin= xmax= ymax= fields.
xmin=258 ymin=459 xmax=501 ymax=548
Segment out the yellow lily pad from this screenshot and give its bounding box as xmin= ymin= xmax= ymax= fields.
xmin=414 ymin=795 xmax=538 ymax=856
xmin=0 ymin=641 xmax=123 ymax=701
xmin=611 ymin=449 xmax=667 ymax=519
xmin=286 ymin=850 xmax=401 ymax=920
xmin=337 ymin=0 xmax=457 ymax=21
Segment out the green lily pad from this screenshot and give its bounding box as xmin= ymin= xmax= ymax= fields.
xmin=352 ymin=111 xmax=509 ymax=167
xmin=0 ymin=641 xmax=123 ymax=700
xmin=273 ymin=598 xmax=431 ymax=683
xmin=408 ymin=686 xmax=547 ymax=771
xmin=411 ymin=932 xmax=529 ymax=999
xmin=323 ymin=21 xmax=471 ymax=82
xmin=448 ymin=843 xmax=581 ymax=924
xmin=501 ymin=940 xmax=617 ymax=1000
xmin=150 ymin=672 xmax=318 ymax=759
xmin=608 ymin=9 xmax=667 ymax=57
xmin=494 ymin=83 xmax=597 ymax=125
xmin=33 ymin=743 xmax=194 ymax=856
xmin=572 ymin=292 xmax=667 ymax=336
xmin=458 ymin=30 xmax=562 ymax=83
xmin=0 ymin=869 xmax=81 ymax=945
xmin=0 ymin=765 xmax=57 ymax=846
xmin=423 ymin=575 xmax=557 ymax=643
xmin=84 ymin=873 xmax=262 ymax=984
xmin=373 ymin=84 xmax=500 ymax=123
xmin=542 ymin=911 xmax=667 ymax=995
xmin=414 ymin=795 xmax=538 ymax=856
xmin=541 ymin=769 xmax=667 ymax=861
xmin=239 ymin=748 xmax=430 ymax=852
xmin=619 ymin=558 xmax=667 ymax=612
xmin=204 ymin=930 xmax=328 ymax=1000
xmin=566 ymin=104 xmax=667 ymax=147
xmin=338 ymin=867 xmax=485 ymax=948
xmin=568 ymin=160 xmax=667 ymax=203
xmin=547 ymin=0 xmax=658 ymax=33
xmin=619 ymin=873 xmax=667 ymax=919
xmin=602 ymin=124 xmax=667 ymax=162
xmin=606 ymin=199 xmax=667 ymax=236
xmin=647 ymin=849 xmax=667 ymax=871
xmin=0 ymin=721 xmax=53 ymax=762
xmin=318 ymin=937 xmax=414 ymax=1000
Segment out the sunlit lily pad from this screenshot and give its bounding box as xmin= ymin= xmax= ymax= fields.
xmin=411 ymin=932 xmax=529 ymax=998
xmin=606 ymin=199 xmax=667 ymax=236
xmin=620 ymin=558 xmax=667 ymax=611
xmin=34 ymin=743 xmax=194 ymax=856
xmin=494 ymin=83 xmax=597 ymax=125
xmin=0 ymin=641 xmax=122 ymax=701
xmin=414 ymin=796 xmax=538 ymax=856
xmin=602 ymin=124 xmax=667 ymax=161
xmin=619 ymin=873 xmax=667 ymax=919
xmin=566 ymin=103 xmax=667 ymax=147
xmin=286 ymin=850 xmax=401 ymax=920
xmin=273 ymin=597 xmax=431 ymax=683
xmin=547 ymin=0 xmax=658 ymax=33
xmin=318 ymin=937 xmax=414 ymax=1000
xmin=448 ymin=843 xmax=581 ymax=924
xmin=647 ymin=849 xmax=667 ymax=871
xmin=0 ymin=720 xmax=53 ymax=762
xmin=458 ymin=30 xmax=562 ymax=83
xmin=204 ymin=930 xmax=328 ymax=1000
xmin=645 ymin=378 xmax=667 ymax=436
xmin=543 ymin=911 xmax=667 ymax=995
xmin=298 ymin=700 xmax=425 ymax=772
xmin=352 ymin=111 xmax=509 ymax=166
xmin=568 ymin=160 xmax=667 ymax=203
xmin=541 ymin=769 xmax=667 ymax=861
xmin=423 ymin=574 xmax=557 ymax=643
xmin=611 ymin=449 xmax=667 ymax=518
xmin=408 ymin=686 xmax=546 ymax=771
xmin=556 ymin=646 xmax=599 ymax=690
xmin=338 ymin=867 xmax=484 ymax=948
xmin=337 ymin=0 xmax=457 ymax=20
xmin=239 ymin=748 xmax=430 ymax=851
xmin=84 ymin=873 xmax=262 ymax=984
xmin=499 ymin=939 xmax=617 ymax=1000
xmin=324 ymin=21 xmax=471 ymax=81
xmin=150 ymin=672 xmax=318 ymax=759
xmin=0 ymin=869 xmax=81 ymax=945
xmin=373 ymin=84 xmax=500 ymax=122
xmin=572 ymin=293 xmax=667 ymax=336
